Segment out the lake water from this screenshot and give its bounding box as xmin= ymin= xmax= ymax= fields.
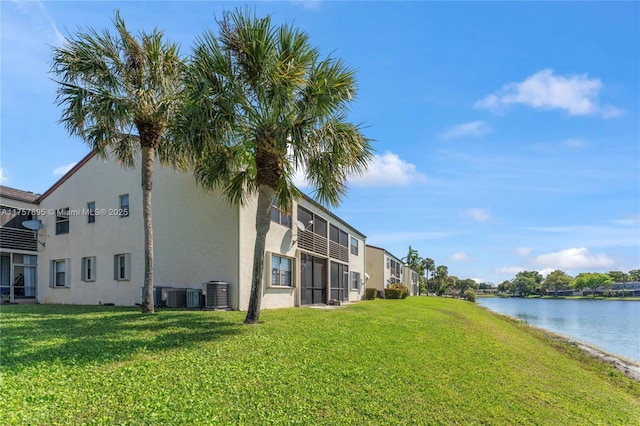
xmin=476 ymin=298 xmax=640 ymax=363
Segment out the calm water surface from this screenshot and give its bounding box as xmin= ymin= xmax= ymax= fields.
xmin=477 ymin=298 xmax=640 ymax=363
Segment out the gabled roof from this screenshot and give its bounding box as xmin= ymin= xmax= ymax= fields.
xmin=366 ymin=244 xmax=404 ymax=263
xmin=299 ymin=192 xmax=367 ymax=239
xmin=16 ymin=148 xmax=367 ymax=239
xmin=0 ymin=185 xmax=41 ymax=204
xmin=37 ymin=151 xmax=97 ymax=202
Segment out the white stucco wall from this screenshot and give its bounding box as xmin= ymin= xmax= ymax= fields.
xmin=33 ymin=152 xmax=366 ymax=310
xmin=348 ymin=234 xmax=366 ymax=301
xmin=147 ymin=164 xmax=240 ymax=308
xmin=38 ymin=154 xmax=144 ymax=305
xmin=237 ymin=194 xmax=298 ymax=311
xmin=0 ymin=196 xmax=38 ymax=211
xmin=37 ymin=153 xmax=240 ymax=307
xmin=236 ymin=195 xmax=367 ymax=310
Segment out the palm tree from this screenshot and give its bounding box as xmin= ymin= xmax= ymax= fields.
xmin=405 ymin=246 xmax=423 ymax=278
xmin=177 ymin=9 xmax=372 ymax=324
xmin=421 ymin=257 xmax=435 ymax=295
xmin=433 ymin=265 xmax=448 ymax=296
xmin=51 ymin=11 xmax=185 ymax=314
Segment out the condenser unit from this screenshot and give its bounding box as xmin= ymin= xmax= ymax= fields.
xmin=165 ymin=288 xmax=187 ymax=308
xmin=186 ymin=288 xmax=203 ymax=308
xmin=202 ymin=281 xmax=229 ymax=309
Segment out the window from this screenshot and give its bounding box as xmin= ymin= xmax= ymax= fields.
xmin=87 ymin=202 xmax=96 ymax=223
xmin=271 ymin=254 xmax=293 ymax=287
xmin=314 ymin=217 xmax=327 ymax=237
xmin=351 ymin=271 xmax=361 ymax=290
xmin=330 ymin=225 xmax=348 ymax=247
xmin=388 ymin=258 xmax=401 ymax=284
xmin=113 ymin=253 xmax=131 ymax=281
xmin=297 ymin=207 xmax=313 ymax=230
xmin=270 ymin=198 xmax=291 ymax=227
xmin=350 ymin=237 xmax=359 ymax=255
xmin=50 ymin=259 xmax=70 ymax=287
xmin=81 ymin=256 xmax=96 ymax=282
xmin=56 ymin=208 xmax=69 ymax=234
xmin=13 ymin=255 xmax=37 ymax=298
xmin=119 ymin=194 xmax=129 ymax=217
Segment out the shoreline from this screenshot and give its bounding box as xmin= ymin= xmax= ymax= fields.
xmin=574 ymin=342 xmax=640 ymax=381
xmin=476 ymin=294 xmax=640 ymax=301
xmin=478 ymin=305 xmax=640 ymax=382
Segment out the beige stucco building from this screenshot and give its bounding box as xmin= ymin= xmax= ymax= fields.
xmin=364 ymin=245 xmax=405 ymax=295
xmin=2 ymin=151 xmax=367 ymax=310
xmin=404 ymin=266 xmax=420 ymax=296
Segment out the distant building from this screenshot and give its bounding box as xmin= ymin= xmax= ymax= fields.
xmin=0 ymin=186 xmax=41 ymax=303
xmin=404 ymin=266 xmax=420 ymax=296
xmin=365 ymin=245 xmax=405 ymax=295
xmin=610 ymin=281 xmax=640 ymax=297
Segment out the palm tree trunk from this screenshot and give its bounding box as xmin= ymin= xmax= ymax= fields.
xmin=141 ymin=145 xmax=155 ymax=314
xmin=245 ymin=184 xmax=275 ymax=324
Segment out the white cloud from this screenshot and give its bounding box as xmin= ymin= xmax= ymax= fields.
xmin=351 ymin=151 xmax=427 ymax=187
xmin=440 ymin=121 xmax=492 ymax=139
xmin=561 ymin=138 xmax=587 ymax=149
xmin=53 ymin=162 xmax=77 ymax=176
xmin=535 ymin=247 xmax=614 ymax=270
xmin=291 ymin=0 xmax=322 ymax=10
xmin=294 ymin=151 xmax=425 ymax=188
xmin=464 ymin=208 xmax=489 ymax=223
xmin=611 ymin=215 xmax=640 ymax=226
xmin=451 ymin=252 xmax=474 ymax=262
xmin=515 ymin=247 xmax=533 ymax=256
xmin=538 ymin=268 xmax=556 ymax=278
xmin=496 ymin=266 xmax=526 ymax=275
xmin=0 ymin=167 xmax=8 ymax=184
xmin=475 ymin=69 xmax=622 ymax=118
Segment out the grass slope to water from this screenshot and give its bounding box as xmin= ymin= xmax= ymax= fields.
xmin=2 ymin=298 xmax=639 ymax=425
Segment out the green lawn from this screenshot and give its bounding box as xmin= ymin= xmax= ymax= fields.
xmin=2 ymin=298 xmax=639 ymax=425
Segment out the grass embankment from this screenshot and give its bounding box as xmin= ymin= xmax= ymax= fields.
xmin=478 ymin=293 xmax=640 ymax=301
xmin=2 ymin=298 xmax=639 ymax=425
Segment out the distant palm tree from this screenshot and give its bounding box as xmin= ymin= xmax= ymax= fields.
xmin=52 ymin=11 xmax=185 ymax=314
xmin=434 ymin=265 xmax=448 ymax=296
xmin=421 ymin=257 xmax=435 ymax=294
xmin=177 ymin=9 xmax=372 ymax=323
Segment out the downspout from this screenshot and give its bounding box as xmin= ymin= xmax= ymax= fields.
xmin=362 ymin=237 xmax=367 ymax=299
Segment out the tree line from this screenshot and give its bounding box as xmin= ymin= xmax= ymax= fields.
xmin=496 ymin=269 xmax=640 ymax=297
xmin=403 ymin=244 xmax=639 ymax=300
xmin=404 ymin=246 xmax=483 ymax=300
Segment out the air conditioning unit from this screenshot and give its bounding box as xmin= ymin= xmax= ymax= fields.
xmin=165 ymin=288 xmax=187 ymax=308
xmin=141 ymin=286 xmax=172 ymax=307
xmin=186 ymin=288 xmax=202 ymax=308
xmin=203 ymin=281 xmax=229 ymax=309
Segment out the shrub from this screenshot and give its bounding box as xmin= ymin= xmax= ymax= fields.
xmin=464 ymin=288 xmax=476 ymax=302
xmin=365 ymin=288 xmax=377 ymax=300
xmin=384 ymin=288 xmax=403 ymax=299
xmin=391 ymin=284 xmax=409 ymax=299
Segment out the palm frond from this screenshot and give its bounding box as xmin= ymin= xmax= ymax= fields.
xmin=180 ymin=7 xmax=372 ymax=210
xmin=52 ymin=9 xmax=185 ymax=168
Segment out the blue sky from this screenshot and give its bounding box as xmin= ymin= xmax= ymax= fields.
xmin=2 ymin=1 xmax=639 ymax=284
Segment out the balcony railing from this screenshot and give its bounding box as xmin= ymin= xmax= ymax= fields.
xmin=329 ymin=241 xmax=349 ymax=263
xmin=0 ymin=227 xmax=37 ymax=251
xmin=298 ymin=230 xmax=328 ymax=257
